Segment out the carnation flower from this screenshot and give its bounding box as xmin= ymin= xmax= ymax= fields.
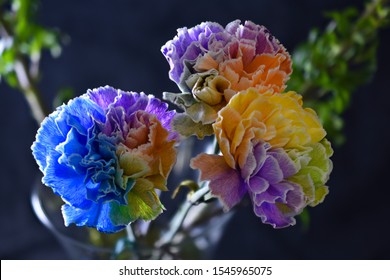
xmin=191 ymin=89 xmax=332 ymax=228
xmin=161 ymin=21 xmax=225 ymax=85
xmin=31 ymin=86 xmax=178 ymax=233
xmin=214 ymin=88 xmax=326 ymax=165
xmin=162 ymin=20 xmax=292 ymax=137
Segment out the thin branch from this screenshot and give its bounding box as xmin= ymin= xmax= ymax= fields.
xmin=1 ymin=11 xmax=49 ymax=123
xmin=14 ymin=59 xmax=48 ymax=123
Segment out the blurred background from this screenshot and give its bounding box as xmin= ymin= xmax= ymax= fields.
xmin=1 ymin=0 xmax=390 ymax=259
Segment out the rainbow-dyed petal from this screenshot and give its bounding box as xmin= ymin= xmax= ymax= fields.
xmin=32 ymin=86 xmax=178 ymax=233
xmin=162 ymin=20 xmax=292 ymax=134
xmin=191 ymin=89 xmax=333 ymax=228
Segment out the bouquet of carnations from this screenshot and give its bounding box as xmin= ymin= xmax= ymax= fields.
xmin=2 ymin=0 xmax=387 ymax=260
xmin=30 ymin=20 xmax=332 ymax=258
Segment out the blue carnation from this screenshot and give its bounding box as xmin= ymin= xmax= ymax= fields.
xmin=32 ymin=86 xmax=177 ymax=233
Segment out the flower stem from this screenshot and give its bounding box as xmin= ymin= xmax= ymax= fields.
xmin=156 ymin=136 xmax=219 ymax=253
xmin=111 ymin=223 xmax=139 ymax=259
xmin=125 ymin=224 xmax=136 ymax=243
xmin=156 ymin=185 xmax=210 ymax=248
xmin=126 ymin=224 xmax=140 ymax=259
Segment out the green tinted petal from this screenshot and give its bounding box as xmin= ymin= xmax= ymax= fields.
xmin=288 ymin=139 xmax=333 ymax=206
xmin=289 ymin=174 xmax=315 ymax=204
xmin=310 ymin=185 xmax=329 ymax=206
xmin=172 ymin=113 xmax=214 ymax=139
xmin=125 ymin=178 xmax=164 ymax=221
xmin=109 ymin=178 xmax=164 ymax=224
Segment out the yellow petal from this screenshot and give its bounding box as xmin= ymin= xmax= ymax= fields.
xmin=118 ymin=151 xmax=151 ymax=178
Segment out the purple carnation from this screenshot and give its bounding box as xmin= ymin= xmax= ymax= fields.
xmin=161 ymin=20 xmax=293 ymax=137
xmin=161 ymin=22 xmax=225 ymax=84
xmin=161 ymin=20 xmax=291 ymax=92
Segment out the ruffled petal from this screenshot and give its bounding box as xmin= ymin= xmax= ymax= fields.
xmin=191 ymin=153 xmax=246 ymax=210
xmin=43 ymin=153 xmax=91 ymax=209
xmin=62 ymin=202 xmax=125 ymax=233
xmin=32 ymin=86 xmax=178 ymax=233
xmin=31 ymin=109 xmax=66 ymax=172
xmin=253 ymin=181 xmax=305 ymax=228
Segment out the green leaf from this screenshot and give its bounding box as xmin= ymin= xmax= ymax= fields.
xmin=0 ymin=44 xmax=16 ymax=71
xmin=4 ymin=71 xmax=18 ymax=87
xmin=290 ymin=0 xmax=390 ymax=145
xmin=0 ymin=0 xmax=64 ymax=97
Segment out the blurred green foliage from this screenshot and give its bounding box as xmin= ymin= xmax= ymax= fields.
xmin=0 ymin=0 xmax=61 ymax=88
xmin=1 ymin=0 xmax=389 ymax=240
xmin=52 ymin=87 xmax=74 ymax=108
xmin=2 ymin=0 xmax=389 ymax=132
xmin=289 ymin=0 xmax=390 ymax=145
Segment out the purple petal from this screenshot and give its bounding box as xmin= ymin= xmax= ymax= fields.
xmin=248 ymin=176 xmax=269 ymax=194
xmin=113 ymin=91 xmax=148 ymax=116
xmin=250 ymin=141 xmax=269 ymax=177
xmin=191 ymin=154 xmax=246 ymax=210
xmin=252 ymin=180 xmax=305 ymax=228
xmin=257 ymin=155 xmax=284 ymax=183
xmin=254 ymin=202 xmax=296 ymax=228
xmin=161 ymin=22 xmax=224 ymax=83
xmin=268 ymin=149 xmax=298 ymax=178
xmin=225 ymin=20 xmax=241 ymax=35
xmin=284 ymin=181 xmax=306 ymax=213
xmin=146 ymin=96 xmax=178 ymax=140
xmin=238 ymin=139 xmax=269 ymax=180
xmin=87 ymin=86 xmax=118 ymax=110
xmin=253 ymin=181 xmax=293 ymax=206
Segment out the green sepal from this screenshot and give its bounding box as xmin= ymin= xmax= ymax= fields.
xmin=172 ymin=113 xmax=214 ymax=139
xmin=163 ymin=91 xmax=197 ymax=110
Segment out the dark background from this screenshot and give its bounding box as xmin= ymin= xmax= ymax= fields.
xmin=1 ymin=0 xmax=390 ymax=259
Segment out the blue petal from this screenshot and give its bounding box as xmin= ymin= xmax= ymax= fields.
xmin=63 ymin=96 xmax=106 ymax=135
xmin=31 ymin=110 xmax=66 ymax=172
xmin=56 ymin=127 xmax=88 ymax=171
xmin=62 ymin=202 xmax=127 ymax=233
xmin=43 ymin=153 xmax=91 ymax=209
